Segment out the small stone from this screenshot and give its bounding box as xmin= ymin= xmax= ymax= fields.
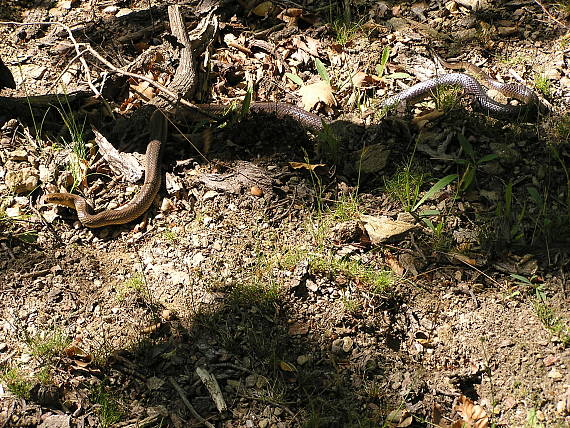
xmin=192 ymin=252 xmax=205 ymax=266
xmin=250 ymin=186 xmax=263 ymax=197
xmin=555 ymin=400 xmax=568 ymax=415
xmin=115 ymin=8 xmax=133 ymax=17
xmin=5 ymin=206 xmax=22 ymax=218
xmin=245 ymin=374 xmax=257 ymax=388
xmin=297 ymin=355 xmax=311 ymax=365
xmin=259 ymin=419 xmax=270 ymax=428
xmin=56 ymin=171 xmax=74 ymax=189
xmin=8 ymin=149 xmax=28 ymax=161
xmin=342 ymin=336 xmax=354 ymax=352
xmin=203 ymin=190 xmax=218 ymax=201
xmin=331 ymin=338 xmax=344 ymax=354
xmin=5 ymin=167 xmax=39 ymax=193
xmin=160 ymin=198 xmax=175 ymax=212
xmin=102 ymin=5 xmax=118 ymax=13
xmin=306 ymin=279 xmax=318 ymax=292
xmin=497 ymin=26 xmax=517 ymax=36
xmin=547 ymin=368 xmax=563 ymax=379
xmin=161 ymin=309 xmax=175 ymax=321
xmin=39 ymin=165 xmax=53 ymax=183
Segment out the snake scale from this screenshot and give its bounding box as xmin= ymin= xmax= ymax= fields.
xmin=41 ymin=58 xmax=540 ymax=228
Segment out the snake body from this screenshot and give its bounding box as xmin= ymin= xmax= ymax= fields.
xmin=41 ymin=111 xmax=167 ymax=228
xmin=381 ymin=58 xmax=539 ymax=116
xmin=41 ymin=59 xmax=539 ymax=228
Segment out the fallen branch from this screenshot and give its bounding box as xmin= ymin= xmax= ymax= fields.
xmin=168 ymin=377 xmax=215 ymax=428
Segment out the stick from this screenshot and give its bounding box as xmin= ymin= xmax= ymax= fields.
xmin=168 ymin=377 xmax=215 ymax=428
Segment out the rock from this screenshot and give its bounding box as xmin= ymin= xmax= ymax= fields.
xmin=331 ymin=338 xmax=344 ymax=354
xmin=297 ymin=354 xmax=311 ymax=365
xmin=497 ymin=26 xmax=517 ymax=36
xmin=451 ymin=28 xmax=478 ymax=40
xmin=116 ymin=8 xmax=133 ymax=17
xmin=342 ymin=336 xmax=354 ymax=352
xmin=8 ymin=149 xmax=28 ymax=161
xmin=354 ymin=144 xmax=390 ymax=174
xmin=203 ymin=190 xmax=219 ymax=201
xmin=5 ymin=167 xmax=39 ymax=193
xmin=547 ymin=368 xmax=563 ymax=379
xmin=259 ymin=419 xmax=270 ymax=428
xmin=38 ymin=415 xmax=70 ymax=428
xmin=102 ymin=5 xmax=118 ymax=13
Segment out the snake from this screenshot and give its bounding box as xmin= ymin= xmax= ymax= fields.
xmin=40 ymin=110 xmax=167 ymax=228
xmin=40 ymin=57 xmax=539 ymax=228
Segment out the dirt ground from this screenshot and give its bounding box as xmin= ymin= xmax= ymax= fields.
xmin=1 ymin=0 xmax=570 ymax=427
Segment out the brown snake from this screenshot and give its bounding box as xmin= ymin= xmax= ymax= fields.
xmin=41 ymin=58 xmax=540 ymax=228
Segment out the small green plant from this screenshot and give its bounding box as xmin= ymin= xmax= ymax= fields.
xmin=455 ymin=134 xmax=498 ymax=192
xmin=1 ymin=367 xmax=33 ymax=399
xmin=57 ymin=106 xmax=88 ymax=190
xmin=162 ymin=229 xmax=178 ymax=241
xmin=534 ymin=73 xmax=551 ymax=97
xmin=26 ymin=329 xmax=70 ymax=362
xmin=115 ymin=273 xmax=146 ymax=301
xmin=35 ymin=366 xmax=53 ymax=385
xmin=331 ymin=19 xmax=361 ymax=46
xmin=228 ymin=280 xmax=282 ymax=311
xmin=310 ymin=255 xmax=393 ymax=293
xmin=385 ymin=167 xmax=457 ymax=215
xmin=92 ymin=383 xmax=124 ymax=428
xmin=384 ymin=168 xmax=426 ymax=212
xmin=525 ymin=408 xmax=545 ymax=428
xmin=432 ymin=85 xmax=462 ymax=112
xmin=512 ymin=274 xmax=570 ymax=346
xmin=341 ymin=297 xmax=362 ymax=314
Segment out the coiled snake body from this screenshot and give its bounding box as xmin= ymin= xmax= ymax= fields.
xmin=41 ymin=59 xmax=540 ymax=228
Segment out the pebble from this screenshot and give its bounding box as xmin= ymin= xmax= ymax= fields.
xmin=5 ymin=167 xmax=39 ymax=193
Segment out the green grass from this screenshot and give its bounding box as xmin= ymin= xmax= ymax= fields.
xmin=533 ymin=300 xmax=570 ymax=346
xmin=56 ymin=106 xmax=88 ymax=190
xmin=26 ymin=329 xmax=70 ymax=362
xmin=0 ymin=367 xmax=33 ymax=399
xmin=115 ymin=273 xmax=146 ymax=301
xmin=432 ymin=85 xmax=462 ymax=112
xmin=384 ymin=167 xmax=426 ymax=212
xmin=92 ymin=383 xmax=124 ymax=428
xmin=534 ymin=73 xmax=552 ymax=97
xmin=310 ymin=255 xmax=393 ymax=293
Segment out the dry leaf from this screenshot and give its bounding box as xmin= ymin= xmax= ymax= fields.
xmin=289 ymin=161 xmax=326 ymax=171
xmin=385 ymin=252 xmax=405 ymax=276
xmin=279 ymin=360 xmax=297 ymax=372
xmin=352 ymin=71 xmax=381 ymax=88
xmin=251 ymin=1 xmax=274 ymax=17
xmin=130 ymin=80 xmax=155 ymax=101
xmin=454 ymin=395 xmax=489 ymax=428
xmin=297 ymin=80 xmax=335 ymax=110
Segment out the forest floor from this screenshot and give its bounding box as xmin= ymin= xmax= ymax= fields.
xmin=1 ymin=0 xmax=570 ymax=427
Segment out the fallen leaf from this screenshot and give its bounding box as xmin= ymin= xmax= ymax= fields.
xmin=359 ymin=214 xmax=416 ymax=244
xmin=289 ymin=161 xmax=326 ymax=171
xmin=279 ymin=360 xmax=297 ymax=372
xmin=352 ymin=71 xmax=382 ymax=88
xmin=251 ymin=1 xmax=274 ymax=17
xmin=385 ymin=252 xmax=404 ymax=276
xmin=297 ymin=80 xmax=335 ymax=110
xmin=454 ymin=395 xmax=489 ymax=428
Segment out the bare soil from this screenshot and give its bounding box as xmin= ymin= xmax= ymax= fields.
xmin=1 ymin=1 xmax=570 ymax=427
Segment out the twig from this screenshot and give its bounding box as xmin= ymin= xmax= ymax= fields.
xmin=168 ymin=377 xmax=215 ymax=428
xmin=0 ymin=21 xmax=100 ymax=96
xmin=532 ymin=0 xmax=569 ymax=29
xmin=47 ymin=47 xmax=90 ymax=93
